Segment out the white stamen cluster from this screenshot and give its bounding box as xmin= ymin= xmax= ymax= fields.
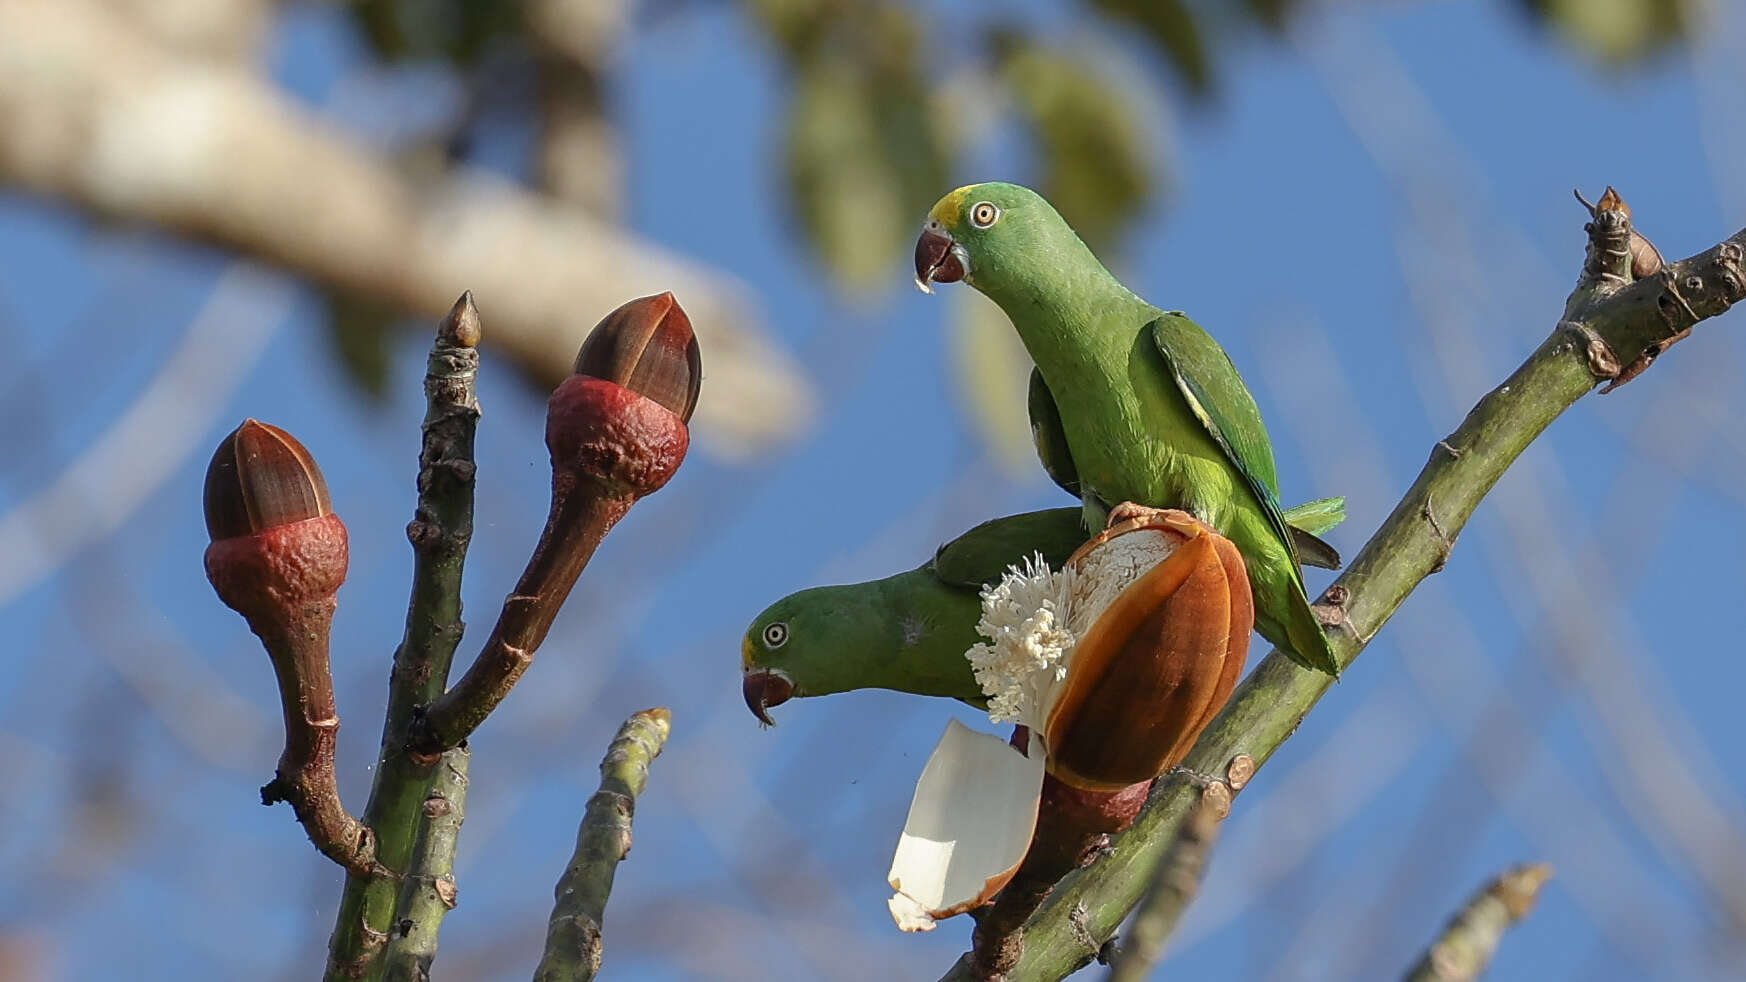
xmin=964 ymin=531 xmax=1182 ymax=727
xmin=965 ymin=554 xmax=1077 ymax=724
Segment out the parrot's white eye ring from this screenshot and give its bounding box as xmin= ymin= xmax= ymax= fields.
xmin=763 ymin=622 xmax=789 ymax=648
xmin=969 ymin=201 xmax=1000 ymax=229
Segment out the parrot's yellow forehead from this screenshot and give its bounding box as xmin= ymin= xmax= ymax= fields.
xmin=929 ymin=186 xmax=978 ymax=228
xmin=741 ymin=634 xmax=756 ymax=670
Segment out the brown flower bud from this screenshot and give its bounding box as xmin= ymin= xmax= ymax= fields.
xmin=200 ymin=420 xmax=368 ymax=873
xmin=572 ymin=291 xmax=702 ymax=423
xmin=547 ymin=293 xmax=700 ymax=500
xmin=204 ymin=419 xmax=333 ymax=541
xmin=1043 ymin=509 xmax=1251 ymax=792
xmin=202 ymin=420 xmax=348 ymax=625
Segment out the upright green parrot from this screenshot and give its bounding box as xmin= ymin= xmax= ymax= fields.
xmin=741 ymin=500 xmax=1345 ymax=723
xmin=914 ymin=182 xmax=1341 ymax=674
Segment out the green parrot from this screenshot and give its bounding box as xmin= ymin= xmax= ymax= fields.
xmin=914 ymin=182 xmax=1341 ymax=674
xmin=741 ymin=499 xmax=1344 ymax=723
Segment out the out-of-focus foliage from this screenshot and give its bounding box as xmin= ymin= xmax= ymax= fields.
xmin=753 ymin=0 xmax=951 ymax=292
xmin=1085 ymin=0 xmax=1212 ymax=94
xmin=990 ymin=30 xmax=1157 ymax=258
xmin=348 ymin=0 xmax=522 ymax=65
xmin=1516 ymin=0 xmax=1694 ymax=63
xmin=325 ymin=0 xmax=1709 ymax=346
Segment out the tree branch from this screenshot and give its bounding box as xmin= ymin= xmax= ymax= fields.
xmin=0 ymin=0 xmax=810 ymax=459
xmin=534 ymin=708 xmax=672 ymax=982
xmin=1402 ymin=863 xmax=1553 ymax=982
xmin=254 ymin=590 xmax=377 ymax=876
xmin=327 ymin=295 xmax=481 ymax=980
xmin=380 ymin=747 xmax=471 ymax=982
xmin=937 ymin=197 xmax=1744 ymax=980
xmin=1104 ymin=795 xmax=1225 ymax=982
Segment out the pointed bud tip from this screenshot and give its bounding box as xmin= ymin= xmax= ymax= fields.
xmin=204 ymin=419 xmax=333 ymax=541
xmin=573 ymin=292 xmax=702 ymax=423
xmin=440 ymin=291 xmax=482 ymax=347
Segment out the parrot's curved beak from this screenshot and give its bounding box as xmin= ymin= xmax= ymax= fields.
xmin=743 ymin=668 xmax=794 ymax=727
xmin=914 ymin=221 xmax=968 ymax=294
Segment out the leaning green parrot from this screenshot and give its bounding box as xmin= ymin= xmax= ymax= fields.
xmin=741 ymin=499 xmax=1345 ymax=723
xmin=915 ymin=182 xmax=1341 ymax=674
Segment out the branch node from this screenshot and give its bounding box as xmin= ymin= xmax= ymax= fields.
xmin=1199 ymin=781 xmax=1232 ymax=820
xmin=1563 ymin=321 xmax=1621 ymax=383
xmin=1421 ymin=496 xmax=1455 ymax=573
xmin=1225 ymin=754 xmax=1256 ymax=791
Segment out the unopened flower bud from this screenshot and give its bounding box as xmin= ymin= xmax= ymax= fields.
xmin=572 ymin=291 xmax=702 ymax=423
xmin=204 ymin=419 xmax=333 ymax=540
xmin=203 ymin=420 xmax=348 ymax=625
xmin=547 ymin=293 xmax=700 ymax=499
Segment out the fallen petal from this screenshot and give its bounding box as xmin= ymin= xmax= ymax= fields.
xmin=887 ymin=720 xmax=1045 ymax=932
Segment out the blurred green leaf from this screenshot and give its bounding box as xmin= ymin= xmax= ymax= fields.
xmin=949 ymin=290 xmax=1040 ymax=478
xmin=1517 ymin=0 xmax=1692 ymax=63
xmin=321 ymin=292 xmax=399 ymax=402
xmin=348 ymin=0 xmax=521 ymax=64
xmin=1085 ymin=0 xmax=1213 ymax=95
xmin=994 ymin=34 xmax=1159 ymax=257
xmin=1242 ymin=0 xmax=1299 ymax=32
xmin=766 ymin=2 xmax=950 ymax=291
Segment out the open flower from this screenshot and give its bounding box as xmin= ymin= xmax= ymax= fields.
xmin=887 ymin=506 xmax=1251 ymax=932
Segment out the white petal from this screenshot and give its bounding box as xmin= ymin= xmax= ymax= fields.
xmin=887 ymin=720 xmax=1045 ymax=932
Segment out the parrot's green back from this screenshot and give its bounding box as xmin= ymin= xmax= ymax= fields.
xmin=924 ymin=182 xmax=1340 ymax=674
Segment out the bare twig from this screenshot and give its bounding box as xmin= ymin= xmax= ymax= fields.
xmin=534 ymin=708 xmax=672 ymax=982
xmin=327 ymin=295 xmax=481 ymax=980
xmin=936 ymin=193 xmax=1744 ymax=980
xmin=252 ymin=583 xmax=376 ymax=876
xmin=1106 ymin=797 xmax=1224 ymax=982
xmin=1402 ymin=864 xmax=1553 ymax=982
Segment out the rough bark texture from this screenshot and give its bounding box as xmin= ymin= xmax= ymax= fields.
xmin=379 ymin=748 xmax=472 ymax=982
xmin=534 ymin=708 xmax=672 ymax=982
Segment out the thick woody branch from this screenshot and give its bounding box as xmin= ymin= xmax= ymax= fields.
xmin=534 ymin=708 xmax=672 ymax=982
xmin=1403 ymin=863 xmax=1553 ymax=982
xmin=380 ymin=747 xmax=472 ymax=982
xmin=937 ymin=198 xmax=1744 ymax=980
xmin=0 ymin=0 xmax=809 ymax=458
xmin=326 ymin=296 xmax=481 ymax=980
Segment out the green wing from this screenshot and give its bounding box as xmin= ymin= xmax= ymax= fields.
xmin=930 ymin=507 xmax=1087 ymax=590
xmin=1281 ymin=496 xmax=1345 ymax=569
xmin=1147 ymin=314 xmax=1302 ymax=579
xmin=1281 ymin=496 xmax=1346 ymax=536
xmin=1027 ymin=368 xmax=1081 ymax=500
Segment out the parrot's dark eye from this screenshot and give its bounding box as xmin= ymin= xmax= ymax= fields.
xmin=762 ymin=622 xmax=789 ymax=648
xmin=970 ymin=201 xmax=1000 ymax=229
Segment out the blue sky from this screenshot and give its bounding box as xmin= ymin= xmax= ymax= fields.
xmin=3 ymin=1 xmax=1745 ymax=980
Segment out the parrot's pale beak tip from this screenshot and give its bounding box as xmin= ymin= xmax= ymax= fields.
xmin=743 ymin=669 xmax=794 ymax=728
xmin=913 ymin=275 xmax=935 ymax=296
